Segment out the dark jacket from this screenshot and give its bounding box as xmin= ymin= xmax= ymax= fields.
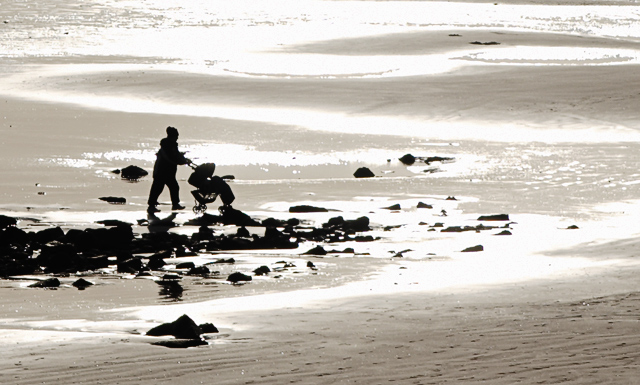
xmin=152 ymin=137 xmax=188 ymax=178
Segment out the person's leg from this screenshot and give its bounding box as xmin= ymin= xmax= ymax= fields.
xmin=148 ymin=178 xmax=165 ymax=210
xmin=166 ymin=177 xmax=183 ymax=209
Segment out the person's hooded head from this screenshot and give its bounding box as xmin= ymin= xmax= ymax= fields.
xmin=166 ymin=126 xmax=179 ymax=140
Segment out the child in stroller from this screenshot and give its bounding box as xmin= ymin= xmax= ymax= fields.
xmin=188 ymin=163 xmax=235 ymax=214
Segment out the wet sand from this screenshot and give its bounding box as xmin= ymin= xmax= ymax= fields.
xmin=3 ymin=3 xmax=640 ymax=384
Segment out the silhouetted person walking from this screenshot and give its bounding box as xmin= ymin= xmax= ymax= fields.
xmin=147 ymin=126 xmax=191 ymax=213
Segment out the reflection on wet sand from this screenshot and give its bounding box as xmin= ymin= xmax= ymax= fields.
xmin=157 ymin=280 xmax=184 ymax=302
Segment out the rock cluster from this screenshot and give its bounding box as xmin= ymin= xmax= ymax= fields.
xmin=0 ymin=209 xmax=374 ymax=278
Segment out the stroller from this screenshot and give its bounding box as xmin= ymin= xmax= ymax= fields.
xmin=188 ymin=163 xmax=235 ymax=215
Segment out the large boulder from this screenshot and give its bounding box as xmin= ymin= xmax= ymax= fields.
xmin=37 ymin=243 xmax=83 ymax=273
xmin=32 ymin=227 xmax=65 ymax=245
xmin=147 ymin=314 xmax=203 ymax=340
xmin=0 ymin=215 xmax=17 ymax=229
xmin=0 ymin=226 xmax=29 ymax=247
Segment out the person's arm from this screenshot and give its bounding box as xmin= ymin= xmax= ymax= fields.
xmin=160 ymin=140 xmax=189 ymax=165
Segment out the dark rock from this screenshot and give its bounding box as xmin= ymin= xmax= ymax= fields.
xmin=199 ymin=323 xmax=219 ymax=333
xmin=343 ymin=217 xmax=370 ymax=232
xmin=324 ymin=216 xmax=345 ymax=228
xmin=262 ymin=218 xmax=286 ymax=227
xmin=307 ymin=261 xmax=317 ymax=269
xmin=446 ymin=196 xmax=457 ymax=201
xmin=175 ymin=262 xmax=195 ymax=269
xmin=424 ymin=156 xmax=454 ymax=164
xmin=478 ymin=214 xmax=510 ymax=221
xmin=399 ymin=154 xmax=416 ymax=165
xmin=470 ymin=41 xmax=501 ymax=45
xmin=187 ymin=265 xmax=210 ymax=276
xmin=85 ymin=255 xmax=111 ymax=270
xmin=567 ymin=225 xmax=579 ymax=230
xmin=146 ymin=255 xmax=166 ymax=270
xmin=59 ymin=229 xmax=89 ymax=248
xmin=253 ymin=265 xmax=271 ymax=275
xmin=107 ymin=225 xmax=134 ymax=247
xmin=0 ymin=215 xmax=17 ymax=229
xmin=1 ymin=226 xmax=29 ymax=247
xmin=227 ymin=272 xmax=252 ymax=283
xmin=29 ymin=278 xmax=60 ymax=288
xmin=37 ymin=243 xmax=82 ymax=273
xmin=495 ymin=230 xmax=512 ymax=235
xmin=462 ymin=245 xmax=484 ymax=252
xmin=117 ymin=256 xmax=144 ymax=273
xmin=236 ymin=226 xmax=250 ymax=238
xmin=72 ymin=278 xmax=94 ymax=290
xmin=220 ymin=207 xmax=261 ymax=227
xmin=382 ymin=204 xmax=401 ymax=210
xmin=96 ymin=219 xmax=132 ymax=227
xmin=161 ymin=273 xmax=182 ymax=281
xmin=99 ymin=196 xmax=126 ymax=204
xmin=33 ymin=226 xmax=65 ymax=245
xmin=304 ymin=245 xmax=327 ymax=255
xmin=355 ymin=235 xmax=375 ymax=242
xmin=193 ymin=226 xmax=214 ymax=242
xmin=353 ymin=167 xmax=375 ymax=178
xmin=417 ymin=202 xmax=433 ymax=209
xmin=146 ymin=314 xmax=203 ymax=340
xmin=287 ymin=218 xmax=301 ymax=227
xmin=120 ymin=165 xmax=148 ymax=180
xmin=213 ymin=258 xmax=235 ymax=264
xmin=175 ymin=247 xmax=197 ymax=257
xmin=289 ymin=205 xmax=329 ymax=213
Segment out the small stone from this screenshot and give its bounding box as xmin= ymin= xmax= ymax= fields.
xmin=399 ymin=154 xmax=416 ymax=165
xmin=462 ymin=245 xmax=484 ymax=252
xmin=199 ymin=323 xmax=219 ymax=333
xmin=99 ymin=196 xmax=126 ymax=204
xmin=29 ymin=278 xmax=60 ymax=288
xmin=72 ymin=278 xmax=94 ymax=290
xmin=253 ymin=265 xmax=271 ymax=276
xmin=478 ymin=214 xmax=510 ymax=221
xmin=353 ymin=167 xmax=375 ymax=178
xmin=227 ymin=272 xmax=252 ymax=283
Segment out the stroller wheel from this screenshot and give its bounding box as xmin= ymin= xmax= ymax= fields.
xmin=193 ymin=203 xmax=207 ymax=215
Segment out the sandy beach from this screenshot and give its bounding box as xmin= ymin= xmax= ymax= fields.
xmin=2 ymin=0 xmax=640 ymax=383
